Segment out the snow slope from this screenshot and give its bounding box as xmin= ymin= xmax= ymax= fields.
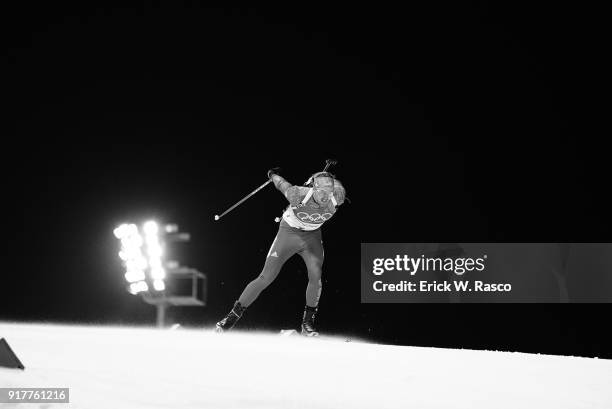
xmin=1 ymin=322 xmax=611 ymax=409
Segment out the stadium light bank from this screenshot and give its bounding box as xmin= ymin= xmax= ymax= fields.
xmin=113 ymin=221 xmax=207 ymax=328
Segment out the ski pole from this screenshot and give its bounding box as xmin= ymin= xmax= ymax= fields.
xmin=214 ymin=179 xmax=272 ymax=221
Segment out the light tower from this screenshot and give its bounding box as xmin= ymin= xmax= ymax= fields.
xmin=113 ymin=221 xmax=207 ymax=328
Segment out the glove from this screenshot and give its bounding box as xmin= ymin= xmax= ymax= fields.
xmin=267 ymin=167 xmax=282 ymax=179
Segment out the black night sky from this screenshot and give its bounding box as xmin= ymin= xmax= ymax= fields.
xmin=2 ymin=3 xmax=610 ymax=358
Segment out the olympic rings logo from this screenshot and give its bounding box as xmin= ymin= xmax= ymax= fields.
xmin=296 ymin=212 xmax=333 ymax=222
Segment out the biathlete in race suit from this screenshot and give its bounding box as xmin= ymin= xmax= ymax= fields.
xmin=215 ymin=168 xmax=346 ymax=336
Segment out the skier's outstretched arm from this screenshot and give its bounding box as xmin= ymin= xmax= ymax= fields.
xmin=268 ymin=168 xmax=304 ymax=206
xmin=268 ymin=168 xmax=292 ymax=194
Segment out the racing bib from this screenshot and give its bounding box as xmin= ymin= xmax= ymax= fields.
xmin=282 ymin=201 xmax=336 ymax=231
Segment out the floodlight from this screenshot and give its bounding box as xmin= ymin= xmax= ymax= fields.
xmin=143 ymin=220 xmax=158 ymax=235
xmin=125 ymin=270 xmax=145 ymax=283
xmin=113 ymin=224 xmax=129 ymax=239
xmin=126 ymin=258 xmax=148 ymax=272
xmin=153 ymin=279 xmax=165 ymax=291
xmin=149 ymin=257 xmax=162 ymax=269
xmin=129 ymin=281 xmax=148 ymax=295
xmin=151 ymin=266 xmax=166 ymax=280
xmin=147 ymin=244 xmax=162 ymax=258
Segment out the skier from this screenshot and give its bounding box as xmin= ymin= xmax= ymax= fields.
xmin=215 ymin=167 xmax=346 ymax=336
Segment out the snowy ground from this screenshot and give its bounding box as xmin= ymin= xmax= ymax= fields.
xmin=1 ymin=322 xmax=611 ymax=409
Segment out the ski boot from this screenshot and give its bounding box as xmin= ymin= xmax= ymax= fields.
xmin=215 ymin=301 xmax=246 ymax=333
xmin=301 ymin=305 xmax=319 ymax=337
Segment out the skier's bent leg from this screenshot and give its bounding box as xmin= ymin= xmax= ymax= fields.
xmin=302 ymin=257 xmax=323 ymax=336
xmin=237 ymin=227 xmax=301 ymax=307
xmin=299 ymin=230 xmax=324 ymax=336
xmin=216 ymin=226 xmax=303 ymax=332
xmin=305 ymin=268 xmax=323 ymax=308
xmin=216 ymin=258 xmax=285 ymax=333
xmin=301 ymin=234 xmax=325 ymax=308
xmin=238 ymin=258 xmax=285 ymax=307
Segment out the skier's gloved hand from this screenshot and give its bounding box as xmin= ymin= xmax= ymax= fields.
xmin=267 ymin=167 xmax=282 ymax=180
